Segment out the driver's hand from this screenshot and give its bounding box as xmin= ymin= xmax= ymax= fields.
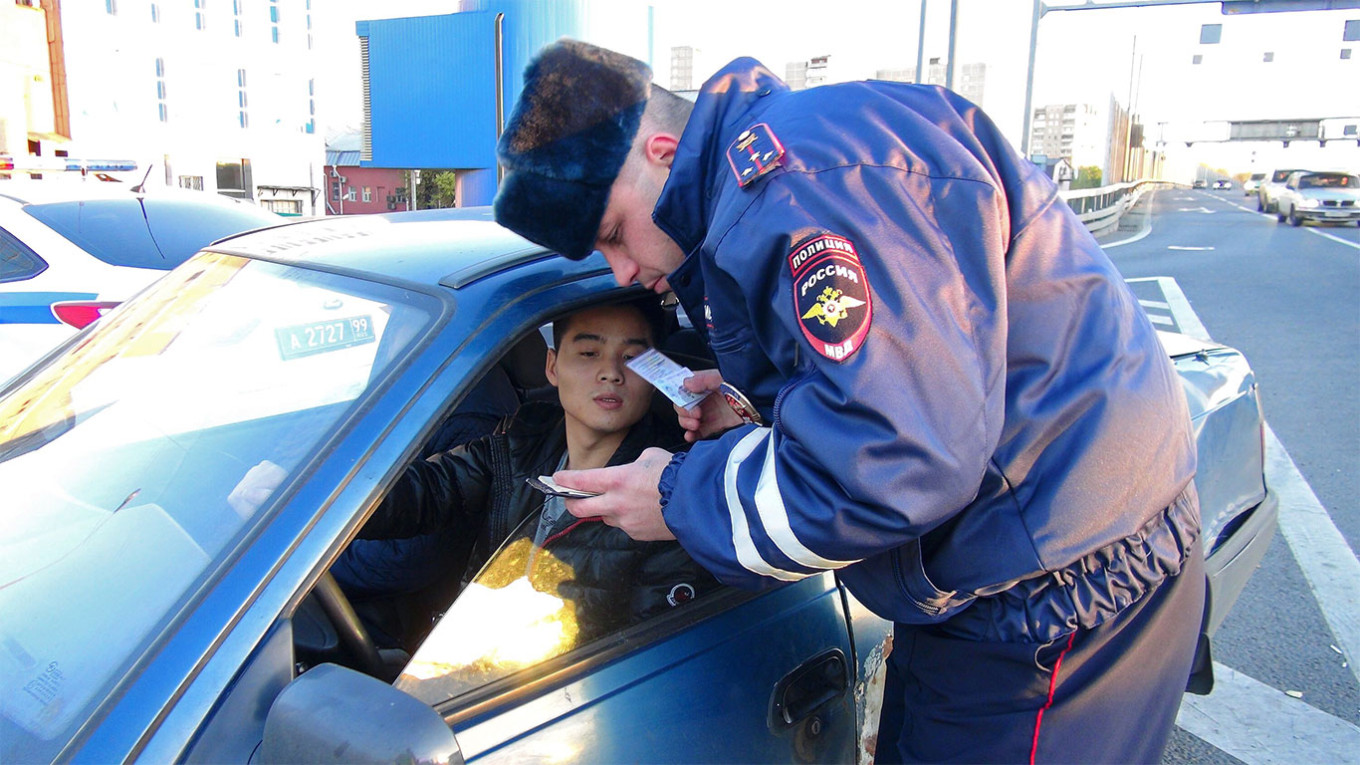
xmin=228 ymin=460 xmax=286 ymax=518
xmin=675 ymin=369 xmax=743 ymax=442
xmin=553 ymin=448 xmax=675 ymax=541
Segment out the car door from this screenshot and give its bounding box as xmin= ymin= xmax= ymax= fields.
xmin=398 ymin=538 xmax=862 ymax=763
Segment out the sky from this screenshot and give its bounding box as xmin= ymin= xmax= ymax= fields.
xmin=314 ymin=0 xmax=1360 ymax=175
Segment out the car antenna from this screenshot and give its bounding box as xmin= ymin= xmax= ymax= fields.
xmin=130 ymin=163 xmax=154 ymax=192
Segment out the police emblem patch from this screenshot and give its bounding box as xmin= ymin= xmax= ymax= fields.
xmin=788 ymin=234 xmax=872 ymax=362
xmin=725 ymin=123 xmax=784 ymax=188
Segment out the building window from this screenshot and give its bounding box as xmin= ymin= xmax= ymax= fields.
xmin=306 ymin=79 xmax=315 ymax=134
xmin=195 ymin=0 xmax=206 ymax=30
xmin=1192 ymin=54 xmax=1203 ymax=65
xmin=1263 ymin=51 xmax=1274 ymax=63
xmin=1200 ymin=24 xmax=1221 ymax=44
xmin=150 ymin=3 xmax=159 ymax=22
xmin=1343 ymin=48 xmax=1353 ymax=60
xmin=330 ymin=179 xmax=341 ymax=201
xmin=232 ymin=0 xmax=243 ymax=37
xmin=179 ymin=175 xmax=204 ymax=190
xmin=262 ymin=199 xmax=302 ymax=215
xmin=106 ymin=0 xmax=117 ymax=14
xmin=216 ymin=160 xmax=252 ymax=200
xmin=1344 ymin=19 xmax=1360 ymax=41
xmin=344 ymin=188 xmax=356 ymax=202
xmin=237 ymin=68 xmax=248 ymax=129
xmin=269 ymin=0 xmax=280 ymax=43
xmin=362 ymin=187 xmax=372 ymax=202
xmin=155 ymin=58 xmax=168 ymax=123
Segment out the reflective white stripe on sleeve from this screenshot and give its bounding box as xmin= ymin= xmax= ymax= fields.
xmin=724 ymin=428 xmax=806 ymax=581
xmin=755 ymin=429 xmax=858 ymax=570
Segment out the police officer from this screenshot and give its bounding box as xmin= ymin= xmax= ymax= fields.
xmin=493 ymin=39 xmax=1204 ymax=763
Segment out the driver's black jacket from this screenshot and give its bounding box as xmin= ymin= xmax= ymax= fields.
xmin=358 ymin=401 xmax=717 ymax=636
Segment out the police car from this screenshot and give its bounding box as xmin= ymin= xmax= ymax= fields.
xmin=0 ymin=208 xmax=1276 ymax=763
xmin=0 ymin=159 xmax=281 ymax=381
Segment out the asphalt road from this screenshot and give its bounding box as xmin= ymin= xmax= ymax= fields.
xmin=1092 ymin=187 xmax=1360 ymax=764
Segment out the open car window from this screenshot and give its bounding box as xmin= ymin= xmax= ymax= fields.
xmin=394 ymin=505 xmax=714 ymax=707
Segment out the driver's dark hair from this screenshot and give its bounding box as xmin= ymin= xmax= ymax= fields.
xmin=551 ymin=296 xmax=668 ymax=350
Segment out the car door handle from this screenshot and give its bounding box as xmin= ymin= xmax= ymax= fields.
xmin=769 ymin=648 xmax=849 ymax=729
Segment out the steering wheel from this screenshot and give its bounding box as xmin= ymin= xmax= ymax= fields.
xmin=310 ymin=571 xmax=393 ymax=680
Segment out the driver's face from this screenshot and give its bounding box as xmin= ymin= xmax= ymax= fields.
xmin=545 ymin=305 xmax=655 ymax=440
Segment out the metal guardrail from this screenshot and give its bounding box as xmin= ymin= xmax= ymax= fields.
xmin=1059 ymin=180 xmax=1167 ymax=237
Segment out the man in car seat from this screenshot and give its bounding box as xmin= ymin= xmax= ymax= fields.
xmin=351 ymin=298 xmax=717 ymax=648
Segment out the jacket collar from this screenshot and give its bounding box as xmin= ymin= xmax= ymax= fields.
xmin=653 ymin=58 xmax=788 ymax=258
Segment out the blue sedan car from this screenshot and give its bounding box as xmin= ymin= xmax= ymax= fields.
xmin=0 ymin=208 xmax=1275 ymax=763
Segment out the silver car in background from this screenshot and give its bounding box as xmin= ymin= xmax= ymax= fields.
xmin=1273 ymin=171 xmax=1360 ymax=227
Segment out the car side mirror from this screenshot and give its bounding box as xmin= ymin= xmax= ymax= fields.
xmin=260 ymin=663 xmax=463 ymax=764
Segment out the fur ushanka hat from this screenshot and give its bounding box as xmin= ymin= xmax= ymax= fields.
xmin=493 ymin=39 xmax=652 ymax=260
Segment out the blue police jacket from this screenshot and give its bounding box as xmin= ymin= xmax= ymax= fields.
xmin=654 ymin=59 xmax=1200 ymax=639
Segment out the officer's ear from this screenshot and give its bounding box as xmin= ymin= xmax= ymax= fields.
xmin=641 ymin=132 xmax=680 ymax=169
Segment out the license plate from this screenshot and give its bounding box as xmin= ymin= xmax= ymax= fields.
xmin=275 ymin=315 xmax=375 ymax=360
xmin=1324 ymin=211 xmax=1350 ymax=218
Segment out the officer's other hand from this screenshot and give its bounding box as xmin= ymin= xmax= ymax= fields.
xmin=675 ymin=369 xmax=743 ymax=442
xmin=554 ymin=448 xmax=675 ymax=541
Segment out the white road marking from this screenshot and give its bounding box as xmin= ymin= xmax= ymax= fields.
xmin=1147 ymin=314 xmax=1174 ymax=326
xmin=1177 ymin=207 xmax=1217 ymax=214
xmin=1102 ymin=223 xmax=1153 ymax=248
xmin=1132 ymin=276 xmax=1210 ymax=342
xmin=1306 ymin=228 xmax=1360 ymax=251
xmin=1176 ymin=663 xmax=1360 ymax=765
xmin=1139 ymin=299 xmax=1171 ymax=310
xmin=1167 ymin=246 xmax=1215 ymax=251
xmin=1266 ymin=425 xmax=1360 ymax=688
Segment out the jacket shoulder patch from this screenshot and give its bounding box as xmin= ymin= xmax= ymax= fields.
xmin=788 ymin=234 xmax=872 ymax=362
xmin=726 ymin=123 xmax=784 ymax=188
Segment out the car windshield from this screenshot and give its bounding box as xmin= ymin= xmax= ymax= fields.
xmin=0 ymin=252 xmax=437 ymax=761
xmin=1299 ymin=173 xmax=1358 ymax=189
xmin=22 ymin=197 xmax=279 ymax=269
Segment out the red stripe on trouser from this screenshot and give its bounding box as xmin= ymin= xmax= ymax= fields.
xmin=1029 ymin=631 xmax=1077 ymax=765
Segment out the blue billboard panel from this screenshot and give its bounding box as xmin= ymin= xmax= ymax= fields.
xmin=360 ymin=13 xmax=499 ymax=169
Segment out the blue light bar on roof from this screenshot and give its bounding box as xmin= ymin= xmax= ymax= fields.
xmin=0 ymin=155 xmax=138 ymax=173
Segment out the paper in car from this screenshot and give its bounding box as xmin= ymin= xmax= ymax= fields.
xmin=625 ymin=348 xmax=709 ymax=409
xmin=526 ymin=475 xmax=601 ymax=499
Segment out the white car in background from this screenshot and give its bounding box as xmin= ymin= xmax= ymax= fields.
xmin=1 ymin=180 xmax=281 ymax=382
xmin=1256 ymin=167 xmax=1308 ymax=213
xmin=1273 ymin=171 xmax=1360 ymax=227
